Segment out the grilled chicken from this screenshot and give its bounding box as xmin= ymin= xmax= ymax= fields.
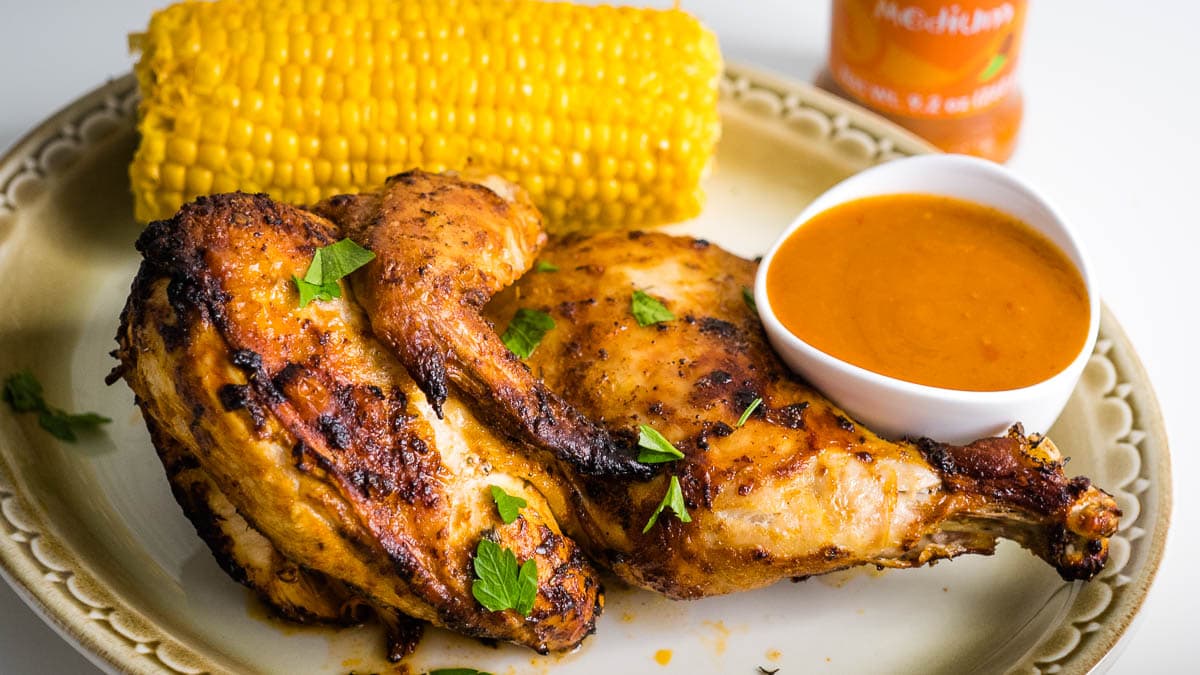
xmin=114 ymin=193 xmax=601 ymax=655
xmin=114 ymin=173 xmax=1120 ymax=659
xmin=483 ymin=231 xmax=1121 ymax=597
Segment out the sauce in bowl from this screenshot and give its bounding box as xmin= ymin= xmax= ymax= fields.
xmin=765 ymin=193 xmax=1090 ymax=392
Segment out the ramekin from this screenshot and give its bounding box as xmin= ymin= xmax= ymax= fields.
xmin=754 ymin=154 xmax=1100 ymax=444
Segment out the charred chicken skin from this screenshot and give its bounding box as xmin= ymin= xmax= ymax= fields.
xmin=114 ymin=172 xmax=1119 ymax=658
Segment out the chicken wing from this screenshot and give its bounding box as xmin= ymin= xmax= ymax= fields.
xmin=114 ymin=193 xmax=601 ymax=655
xmin=310 ymin=171 xmax=649 ymax=480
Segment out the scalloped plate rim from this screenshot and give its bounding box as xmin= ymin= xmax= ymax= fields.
xmin=0 ymin=63 xmax=1172 ymax=675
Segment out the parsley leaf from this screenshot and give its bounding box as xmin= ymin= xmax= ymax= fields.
xmin=295 ymin=239 xmax=375 ymax=308
xmin=38 ymin=411 xmax=77 ymax=441
xmin=472 ymin=538 xmax=538 ymax=616
xmin=742 ymin=286 xmax=758 ymax=312
xmin=3 ymin=370 xmax=44 ymax=412
xmin=736 ymin=397 xmax=763 ymax=428
xmin=3 ymin=372 xmax=110 ymax=442
xmin=514 ymin=558 xmax=538 ymax=615
xmin=630 ymin=290 xmax=674 ymax=326
xmin=293 ymin=276 xmax=341 ymax=307
xmin=642 ymin=475 xmax=692 ymax=533
xmin=636 ymin=424 xmax=684 ymax=463
xmin=534 ymin=260 xmax=559 ymax=273
xmin=428 ymin=669 xmax=495 ymax=675
xmin=312 ymin=238 xmax=376 ymax=280
xmin=500 ymin=308 xmax=555 ymax=359
xmin=490 ymin=485 xmax=527 ymax=524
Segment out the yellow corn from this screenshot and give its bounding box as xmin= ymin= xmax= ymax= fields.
xmin=128 ymin=0 xmax=722 ymax=231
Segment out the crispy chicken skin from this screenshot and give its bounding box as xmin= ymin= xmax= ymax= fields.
xmin=311 ymin=171 xmax=649 ymax=480
xmin=114 ymin=193 xmax=601 ymax=655
xmin=483 ymin=231 xmax=1121 ymax=597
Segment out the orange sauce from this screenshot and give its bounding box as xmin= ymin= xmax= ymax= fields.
xmin=766 ymin=194 xmax=1089 ymax=391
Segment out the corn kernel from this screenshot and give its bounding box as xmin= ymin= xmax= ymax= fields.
xmin=252 ymin=157 xmax=274 ymax=184
xmin=162 ymin=163 xmax=186 ymax=192
xmin=197 ymin=143 xmax=228 ymax=170
xmin=166 ymin=137 xmax=197 ymax=165
xmin=186 ymin=167 xmax=214 ymax=194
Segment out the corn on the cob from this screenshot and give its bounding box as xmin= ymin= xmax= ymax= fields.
xmin=128 ymin=0 xmax=722 ymax=231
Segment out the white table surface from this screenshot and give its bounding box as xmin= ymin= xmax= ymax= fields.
xmin=1 ymin=1 xmax=1195 ymax=673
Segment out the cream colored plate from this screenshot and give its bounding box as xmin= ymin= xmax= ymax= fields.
xmin=0 ymin=65 xmax=1170 ymax=675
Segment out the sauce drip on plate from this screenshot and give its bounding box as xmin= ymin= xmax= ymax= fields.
xmin=766 ymin=194 xmax=1089 ymax=391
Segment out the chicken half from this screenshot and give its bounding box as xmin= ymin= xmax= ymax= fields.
xmin=114 ymin=192 xmax=602 ymax=656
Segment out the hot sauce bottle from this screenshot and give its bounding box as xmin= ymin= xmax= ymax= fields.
xmin=817 ymin=0 xmax=1027 ymax=162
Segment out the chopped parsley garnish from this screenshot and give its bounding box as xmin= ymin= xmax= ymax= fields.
xmin=295 ymin=276 xmax=339 ymax=307
xmin=630 ymin=290 xmax=675 ymax=326
xmin=3 ymin=371 xmax=43 ymax=412
xmin=294 ymin=238 xmax=376 ymax=307
xmin=472 ymin=538 xmax=538 ymax=616
xmin=736 ymin=397 xmax=763 ymax=428
xmin=3 ymin=371 xmax=111 ymax=442
xmin=500 ymin=308 xmax=555 ymax=359
xmin=490 ymin=485 xmax=527 ymax=524
xmin=642 ymin=475 xmax=692 ymax=533
xmin=636 ymin=424 xmax=685 ymax=463
xmin=742 ymin=286 xmax=758 ymax=312
xmin=534 ymin=260 xmax=559 ymax=273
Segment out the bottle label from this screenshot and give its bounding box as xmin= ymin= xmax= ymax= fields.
xmin=829 ymin=0 xmax=1027 ymax=119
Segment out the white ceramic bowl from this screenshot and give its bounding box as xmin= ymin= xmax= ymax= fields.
xmin=754 ymin=154 xmax=1100 ymax=444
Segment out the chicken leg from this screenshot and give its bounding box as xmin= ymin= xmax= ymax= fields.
xmin=479 ymin=230 xmax=1120 ymax=596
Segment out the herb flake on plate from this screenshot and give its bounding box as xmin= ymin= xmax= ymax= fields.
xmin=3 ymin=371 xmax=111 ymax=442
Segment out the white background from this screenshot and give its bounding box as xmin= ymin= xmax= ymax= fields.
xmin=0 ymin=1 xmax=1196 ymax=673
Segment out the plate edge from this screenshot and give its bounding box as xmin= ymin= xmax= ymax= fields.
xmin=0 ymin=67 xmax=1173 ymax=675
